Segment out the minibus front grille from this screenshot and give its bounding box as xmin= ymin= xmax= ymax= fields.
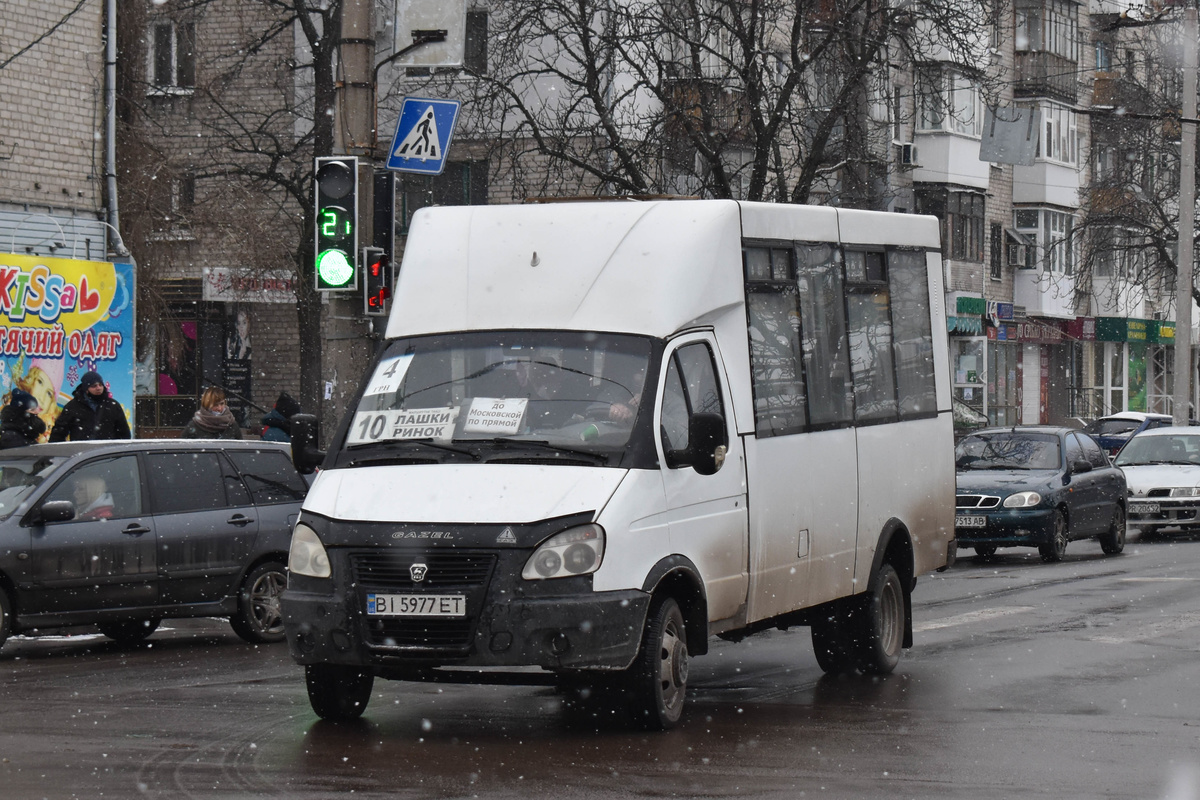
xmin=364 ymin=617 xmax=475 ymax=649
xmin=350 ymin=550 xmax=497 ymax=589
xmin=956 ymin=495 xmax=1000 ymax=509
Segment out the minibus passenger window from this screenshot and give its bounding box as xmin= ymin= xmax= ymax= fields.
xmin=796 ymin=244 xmax=854 ymax=427
xmin=887 ymin=250 xmax=937 ymax=417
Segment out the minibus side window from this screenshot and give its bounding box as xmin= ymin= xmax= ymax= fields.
xmin=661 ymin=363 xmax=689 ymax=452
xmin=845 ymin=249 xmax=899 ymax=423
xmin=660 ymin=343 xmax=725 ymax=461
xmin=796 ymin=244 xmax=854 ymax=427
xmin=887 ymin=249 xmax=937 ymax=417
xmin=744 ymin=246 xmax=807 ymax=437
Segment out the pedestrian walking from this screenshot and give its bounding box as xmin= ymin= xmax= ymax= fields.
xmin=0 ymin=388 xmax=46 ymax=448
xmin=181 ymin=387 xmax=244 ymax=439
xmin=49 ymin=371 xmax=131 ymax=442
xmin=260 ymin=392 xmax=301 ymax=442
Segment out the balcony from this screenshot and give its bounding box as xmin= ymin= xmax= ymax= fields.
xmin=663 ymin=77 xmax=751 ymax=148
xmin=1014 ymin=51 xmax=1077 ymax=104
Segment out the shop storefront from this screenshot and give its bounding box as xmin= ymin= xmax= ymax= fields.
xmin=0 ymin=253 xmax=135 ymax=439
xmin=135 ymin=267 xmax=298 ymax=435
xmin=949 ymin=295 xmax=987 ymax=417
xmin=1093 ymin=317 xmax=1175 ymax=416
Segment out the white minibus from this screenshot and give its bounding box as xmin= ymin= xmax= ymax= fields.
xmin=283 ymin=199 xmax=956 ymax=729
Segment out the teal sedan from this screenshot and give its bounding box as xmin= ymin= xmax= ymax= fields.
xmin=955 ymin=426 xmax=1127 ymax=562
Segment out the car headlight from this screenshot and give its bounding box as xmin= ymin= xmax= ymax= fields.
xmin=1170 ymin=487 xmax=1200 ymax=497
xmin=522 ymin=524 xmax=605 ymax=580
xmin=1003 ymin=491 xmax=1042 ymax=508
xmin=288 ymin=523 xmax=331 ymax=578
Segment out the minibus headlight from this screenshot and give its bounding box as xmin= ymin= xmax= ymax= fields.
xmin=289 ymin=523 xmax=331 ymax=578
xmin=522 ymin=524 xmax=604 ymax=580
xmin=1002 ymin=491 xmax=1042 ymax=508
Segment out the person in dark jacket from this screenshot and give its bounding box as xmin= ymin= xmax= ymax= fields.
xmin=0 ymin=388 xmax=46 ymax=448
xmin=260 ymin=392 xmax=301 ymax=443
xmin=181 ymin=387 xmax=243 ymax=439
xmin=49 ymin=371 xmax=131 ymax=442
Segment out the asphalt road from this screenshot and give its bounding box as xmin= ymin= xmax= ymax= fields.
xmin=2 ymin=532 xmax=1199 ymax=800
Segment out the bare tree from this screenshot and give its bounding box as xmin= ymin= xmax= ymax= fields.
xmin=389 ymin=0 xmax=1000 ymax=207
xmin=1076 ymin=8 xmax=1199 ymax=313
xmin=117 ymin=0 xmax=343 ymax=414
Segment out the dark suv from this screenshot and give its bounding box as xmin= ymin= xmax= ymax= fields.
xmin=0 ymin=440 xmax=308 ymax=649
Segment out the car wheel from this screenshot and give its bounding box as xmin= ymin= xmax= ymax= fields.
xmin=0 ymin=588 xmax=12 ymax=649
xmin=1099 ymin=505 xmax=1126 ymax=555
xmin=974 ymin=545 xmax=998 ymax=559
xmin=626 ymin=596 xmax=688 ymax=730
xmin=98 ymin=618 xmax=160 ymax=643
xmin=1039 ymin=510 xmax=1069 ymax=562
xmin=230 ymin=561 xmax=287 ymax=644
xmin=305 ymin=664 xmax=374 ymax=721
xmin=811 ymin=606 xmax=857 ymax=675
xmin=853 ymin=563 xmax=905 ymax=675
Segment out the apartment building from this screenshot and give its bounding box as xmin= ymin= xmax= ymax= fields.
xmin=0 ymin=1 xmax=137 ymax=437
xmin=115 ymin=0 xmax=304 ymax=434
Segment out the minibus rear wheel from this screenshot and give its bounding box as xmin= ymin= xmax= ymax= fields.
xmin=853 ymin=563 xmax=904 ymax=675
xmin=627 ymin=595 xmax=688 ymax=730
xmin=306 ymin=664 xmax=374 ymax=721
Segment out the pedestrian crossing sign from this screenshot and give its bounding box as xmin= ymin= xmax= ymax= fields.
xmin=386 ymin=97 xmax=462 ymax=175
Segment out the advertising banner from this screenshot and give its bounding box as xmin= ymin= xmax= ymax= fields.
xmin=0 ymin=254 xmax=134 ymax=440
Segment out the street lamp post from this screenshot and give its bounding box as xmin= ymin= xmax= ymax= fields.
xmin=1173 ymin=2 xmax=1198 ymax=424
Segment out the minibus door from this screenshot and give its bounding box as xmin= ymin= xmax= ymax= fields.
xmin=656 ymin=335 xmax=749 ymax=622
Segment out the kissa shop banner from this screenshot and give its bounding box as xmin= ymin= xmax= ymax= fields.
xmin=0 ymin=254 xmax=134 ymax=440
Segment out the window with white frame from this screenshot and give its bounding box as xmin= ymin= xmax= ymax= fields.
xmin=1036 ymin=102 xmax=1079 ymax=165
xmin=916 ymin=65 xmax=982 ymax=136
xmin=1015 ymin=208 xmax=1075 ymax=275
xmin=1045 ymin=210 xmax=1073 ymax=274
xmin=149 ymin=20 xmax=196 ymax=92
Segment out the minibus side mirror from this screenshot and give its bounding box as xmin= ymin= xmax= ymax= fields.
xmin=291 ymin=413 xmax=326 ymax=475
xmin=688 ymin=412 xmax=728 ymax=476
xmin=32 ymin=500 xmax=76 ymax=525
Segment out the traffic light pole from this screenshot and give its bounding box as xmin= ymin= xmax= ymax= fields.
xmin=318 ymin=1 xmax=446 ymax=443
xmin=318 ymin=0 xmax=377 ymax=443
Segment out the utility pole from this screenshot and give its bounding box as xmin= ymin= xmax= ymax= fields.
xmin=321 ymin=0 xmax=377 ymax=437
xmin=1172 ymin=2 xmax=1198 ymax=425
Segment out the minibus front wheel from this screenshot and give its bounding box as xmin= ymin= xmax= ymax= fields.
xmin=627 ymin=595 xmax=688 ymax=730
xmin=306 ymin=663 xmax=374 ymax=721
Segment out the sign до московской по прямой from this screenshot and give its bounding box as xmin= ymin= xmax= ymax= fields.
xmin=0 ymin=254 xmax=134 ymax=439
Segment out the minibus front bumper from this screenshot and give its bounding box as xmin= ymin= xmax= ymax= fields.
xmin=282 ymin=578 xmax=651 ymax=672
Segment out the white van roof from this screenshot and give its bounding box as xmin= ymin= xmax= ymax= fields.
xmin=386 ymin=199 xmax=940 ymax=340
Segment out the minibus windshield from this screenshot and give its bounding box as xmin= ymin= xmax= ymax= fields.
xmin=344 ymin=331 xmax=654 ymax=457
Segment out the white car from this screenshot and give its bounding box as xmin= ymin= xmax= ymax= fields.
xmin=1114 ymin=428 xmax=1200 ymax=535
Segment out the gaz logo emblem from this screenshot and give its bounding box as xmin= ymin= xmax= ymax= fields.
xmin=410 ymin=563 xmax=428 ymax=582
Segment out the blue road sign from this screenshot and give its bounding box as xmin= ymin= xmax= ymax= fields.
xmin=386 ymin=97 xmax=461 ymax=176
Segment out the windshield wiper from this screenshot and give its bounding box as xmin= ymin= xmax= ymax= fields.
xmin=347 ymin=438 xmax=480 ymax=463
xmin=488 ymin=437 xmax=608 ymax=463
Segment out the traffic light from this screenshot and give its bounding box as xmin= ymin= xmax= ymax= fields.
xmin=363 ymin=246 xmax=391 ymax=316
xmin=314 ymin=156 xmax=359 ymax=291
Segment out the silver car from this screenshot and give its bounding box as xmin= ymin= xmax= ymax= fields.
xmin=1114 ymin=428 xmax=1200 ymax=536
